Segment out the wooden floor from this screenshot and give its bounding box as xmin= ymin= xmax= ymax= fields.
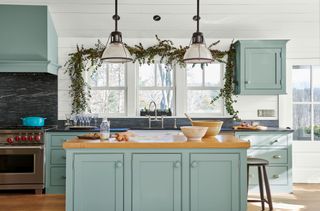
xmin=0 ymin=184 xmax=319 ymax=211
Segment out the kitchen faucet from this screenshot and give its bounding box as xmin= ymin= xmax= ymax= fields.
xmin=148 ymin=100 xmax=164 ymax=128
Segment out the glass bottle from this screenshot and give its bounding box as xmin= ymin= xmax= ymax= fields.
xmin=100 ymin=118 xmax=110 ymax=140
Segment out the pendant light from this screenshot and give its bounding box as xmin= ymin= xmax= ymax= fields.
xmin=101 ymin=0 xmax=132 ymax=63
xmin=183 ymin=0 xmax=213 ymax=64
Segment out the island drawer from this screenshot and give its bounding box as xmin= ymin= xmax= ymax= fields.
xmin=51 ymin=135 xmax=77 ymax=147
xmin=248 ymin=149 xmax=288 ymax=164
xmin=50 ymin=166 xmax=66 ymax=186
xmin=249 ymin=166 xmax=288 ymax=185
xmin=51 ymin=149 xmax=66 ymax=165
xmin=237 ymin=133 xmax=288 ymax=146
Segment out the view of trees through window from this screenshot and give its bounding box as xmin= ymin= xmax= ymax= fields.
xmin=292 ymin=65 xmax=320 ymax=141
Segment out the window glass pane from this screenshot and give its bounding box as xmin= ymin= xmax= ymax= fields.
xmin=108 ymin=64 xmax=125 ymax=87
xmin=204 ymin=64 xmax=222 ymax=87
xmin=139 ymin=64 xmax=155 ymax=87
xmin=107 ymin=90 xmax=125 ymax=113
xmin=313 ymin=65 xmax=320 ymax=102
xmin=156 ymin=64 xmax=173 ymax=87
xmin=139 ymin=90 xmax=174 ymax=111
xmin=293 ymin=104 xmax=311 ymax=141
xmin=187 ymin=90 xmax=222 ymax=114
xmin=292 ymin=66 xmax=311 ymax=102
xmin=89 ymin=65 xmax=107 ymax=87
xmin=187 ymin=64 xmax=203 ymax=87
xmin=89 ymin=90 xmax=107 ymax=114
xmin=314 ymin=105 xmax=320 ymax=141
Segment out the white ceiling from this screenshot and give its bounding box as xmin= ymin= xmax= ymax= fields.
xmin=0 ymin=0 xmax=319 ymax=38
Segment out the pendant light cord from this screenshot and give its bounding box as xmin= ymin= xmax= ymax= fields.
xmin=115 ymin=0 xmax=118 ymax=31
xmin=196 ymin=0 xmax=199 ymax=33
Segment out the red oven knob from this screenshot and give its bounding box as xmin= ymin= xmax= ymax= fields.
xmin=6 ymin=137 xmax=14 ymax=144
xmin=34 ymin=135 xmax=41 ymax=142
xmin=15 ymin=136 xmax=21 ymax=141
xmin=21 ymin=136 xmax=28 ymax=141
xmin=28 ymin=136 xmax=34 ymax=141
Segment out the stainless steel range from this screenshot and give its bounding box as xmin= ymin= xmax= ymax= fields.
xmin=0 ymin=126 xmax=52 ymax=194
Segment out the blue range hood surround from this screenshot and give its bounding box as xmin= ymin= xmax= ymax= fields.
xmin=0 ymin=5 xmax=60 ymax=75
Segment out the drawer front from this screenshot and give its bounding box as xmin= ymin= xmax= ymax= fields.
xmin=50 ymin=166 xmax=66 ymax=186
xmin=51 ymin=149 xmax=66 ymax=165
xmin=248 ymin=149 xmax=288 ymax=164
xmin=238 ymin=133 xmax=287 ymax=146
xmin=51 ymin=135 xmax=77 ymax=147
xmin=248 ymin=166 xmax=288 ymax=185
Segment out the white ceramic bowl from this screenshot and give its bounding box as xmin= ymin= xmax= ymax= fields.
xmin=180 ymin=126 xmax=208 ymax=141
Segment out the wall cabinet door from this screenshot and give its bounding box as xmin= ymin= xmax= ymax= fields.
xmin=132 ymin=154 xmax=182 ymax=211
xmin=73 ymin=154 xmax=124 ymax=211
xmin=190 ymin=154 xmax=240 ymax=211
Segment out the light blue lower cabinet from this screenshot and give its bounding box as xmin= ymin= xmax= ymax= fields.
xmin=190 ymin=154 xmax=240 ymax=211
xmin=73 ymin=154 xmax=124 ymax=211
xmin=65 ymin=149 xmax=247 ymax=211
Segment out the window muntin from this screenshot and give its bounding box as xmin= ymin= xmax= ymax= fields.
xmin=186 ymin=63 xmax=224 ymax=115
xmin=292 ymin=65 xmax=320 ymax=141
xmin=87 ymin=63 xmax=127 ymax=116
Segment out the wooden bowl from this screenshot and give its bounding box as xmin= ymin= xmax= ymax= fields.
xmin=180 ymin=126 xmax=208 ymax=141
xmin=191 ymin=121 xmax=223 ymax=138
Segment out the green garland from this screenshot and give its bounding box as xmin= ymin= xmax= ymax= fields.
xmin=64 ymin=36 xmax=239 ymax=118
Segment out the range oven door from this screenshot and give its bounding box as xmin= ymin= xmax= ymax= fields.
xmin=0 ymin=146 xmax=44 ymax=185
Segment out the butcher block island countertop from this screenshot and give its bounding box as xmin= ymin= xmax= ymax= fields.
xmin=63 ymin=133 xmax=249 ymax=211
xmin=63 ymin=134 xmax=250 ymax=149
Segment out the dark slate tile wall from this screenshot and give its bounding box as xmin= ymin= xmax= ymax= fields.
xmin=0 ymin=73 xmax=57 ymax=126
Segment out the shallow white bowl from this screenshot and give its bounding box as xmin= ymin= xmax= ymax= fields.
xmin=180 ymin=126 xmax=208 ymax=141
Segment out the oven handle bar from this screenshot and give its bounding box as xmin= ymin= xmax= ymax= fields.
xmin=0 ymin=146 xmax=44 ymax=149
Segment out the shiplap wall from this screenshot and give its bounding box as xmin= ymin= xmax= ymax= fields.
xmin=58 ymin=37 xmax=282 ymax=120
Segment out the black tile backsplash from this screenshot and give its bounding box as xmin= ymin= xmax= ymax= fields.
xmin=0 ymin=73 xmax=57 ymax=126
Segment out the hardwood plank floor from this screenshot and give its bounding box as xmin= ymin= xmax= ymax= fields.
xmin=0 ymin=184 xmax=319 ymax=211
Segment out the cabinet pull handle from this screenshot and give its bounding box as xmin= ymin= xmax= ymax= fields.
xmin=273 ymin=174 xmax=280 ymax=179
xmin=191 ymin=161 xmax=198 ymax=168
xmin=174 ymin=161 xmax=181 ymax=168
xmin=270 ymin=140 xmax=279 ymax=145
xmin=62 ymin=156 xmax=66 ymax=159
xmin=245 ymin=81 xmax=250 ymax=84
xmin=116 ymin=161 xmax=123 ymax=168
xmin=62 ymin=176 xmax=66 ymax=179
xmin=273 ymin=155 xmax=281 ymax=159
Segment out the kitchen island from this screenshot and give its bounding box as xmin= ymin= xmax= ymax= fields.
xmin=63 ymin=134 xmax=250 ymax=211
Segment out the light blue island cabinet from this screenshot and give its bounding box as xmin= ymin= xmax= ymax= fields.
xmin=63 ymin=135 xmax=250 ymax=211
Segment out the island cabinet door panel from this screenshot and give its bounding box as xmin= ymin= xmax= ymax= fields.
xmin=190 ymin=154 xmax=240 ymax=211
xmin=132 ymin=154 xmax=182 ymax=211
xmin=73 ymin=154 xmax=124 ymax=211
xmin=244 ymin=48 xmax=282 ymax=90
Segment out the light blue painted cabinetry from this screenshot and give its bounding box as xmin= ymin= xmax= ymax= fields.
xmin=45 ymin=132 xmax=86 ymax=194
xmin=65 ymin=149 xmax=248 ymax=211
xmin=235 ymin=131 xmax=293 ymax=193
xmin=234 ymin=40 xmax=288 ymax=95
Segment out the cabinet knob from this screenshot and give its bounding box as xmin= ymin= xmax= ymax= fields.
xmin=249 ymin=174 xmax=254 ymax=178
xmin=174 ymin=161 xmax=181 ymax=168
xmin=62 ymin=156 xmax=66 ymax=160
xmin=273 ymin=174 xmax=280 ymax=179
xmin=273 ymin=155 xmax=281 ymax=159
xmin=62 ymin=176 xmax=66 ymax=179
xmin=116 ymin=161 xmax=123 ymax=168
xmin=191 ymin=161 xmax=198 ymax=168
xmin=245 ymin=81 xmax=250 ymax=84
xmin=270 ymin=140 xmax=279 ymax=145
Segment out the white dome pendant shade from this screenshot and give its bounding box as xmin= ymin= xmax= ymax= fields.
xmin=101 ymin=31 xmax=133 ymax=63
xmin=183 ymin=0 xmax=213 ymax=64
xmin=101 ymin=0 xmax=132 ymax=63
xmin=183 ymin=32 xmax=213 ymax=64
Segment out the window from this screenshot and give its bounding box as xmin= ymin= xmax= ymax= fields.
xmin=87 ymin=63 xmax=127 ymax=116
xmin=186 ymin=64 xmax=224 ymax=115
xmin=137 ymin=63 xmax=175 ymax=115
xmin=292 ymin=65 xmax=320 ymax=141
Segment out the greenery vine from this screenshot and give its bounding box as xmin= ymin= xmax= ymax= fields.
xmin=64 ymin=36 xmax=239 ymax=118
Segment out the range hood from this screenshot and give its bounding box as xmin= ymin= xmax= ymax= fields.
xmin=0 ymin=5 xmax=60 ymax=75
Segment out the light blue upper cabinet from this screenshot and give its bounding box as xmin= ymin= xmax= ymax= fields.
xmin=132 ymin=154 xmax=182 ymax=211
xmin=234 ymin=40 xmax=288 ymax=95
xmin=0 ymin=5 xmax=60 ymax=74
xmin=190 ymin=154 xmax=240 ymax=211
xmin=73 ymin=154 xmax=124 ymax=211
